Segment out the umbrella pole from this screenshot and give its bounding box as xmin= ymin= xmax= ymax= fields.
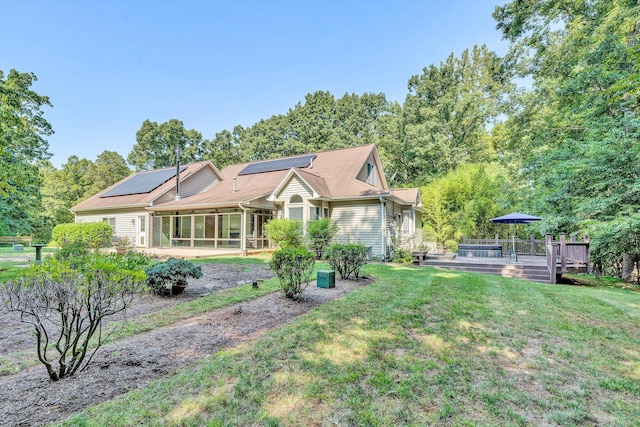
xmin=512 ymin=222 xmax=518 ymax=263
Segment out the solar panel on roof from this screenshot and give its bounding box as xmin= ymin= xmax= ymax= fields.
xmin=100 ymin=167 xmax=186 ymax=198
xmin=238 ymin=154 xmax=316 ymax=176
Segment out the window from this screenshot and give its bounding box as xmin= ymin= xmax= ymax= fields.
xmin=366 ymin=162 xmax=376 ymax=185
xmin=289 ymin=207 xmax=303 ymax=220
xmin=309 ymin=206 xmax=321 ymax=221
xmin=288 ymin=194 xmax=303 ymax=221
xmin=323 ymin=207 xmax=329 ymax=218
xmin=402 ymin=210 xmax=413 ymax=236
xmin=102 ymin=217 xmax=115 ymax=231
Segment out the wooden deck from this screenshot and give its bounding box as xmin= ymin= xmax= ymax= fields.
xmin=420 ymin=255 xmax=552 ymax=283
xmin=418 ymin=234 xmax=590 ymax=284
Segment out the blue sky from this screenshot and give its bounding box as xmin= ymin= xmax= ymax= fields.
xmin=2 ymin=0 xmax=508 ymax=168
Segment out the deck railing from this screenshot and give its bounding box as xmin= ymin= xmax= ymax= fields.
xmin=464 ymin=233 xmax=589 ymax=262
xmin=463 ymin=235 xmax=546 ymax=256
xmin=464 ymin=233 xmax=590 ymax=279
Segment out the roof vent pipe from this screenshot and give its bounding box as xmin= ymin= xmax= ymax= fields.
xmin=232 ymin=176 xmax=237 ymax=193
xmin=175 ymin=146 xmax=181 ymax=200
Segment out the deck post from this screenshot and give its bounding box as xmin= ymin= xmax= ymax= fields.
xmin=462 ymin=235 xmax=467 ymax=243
xmin=584 ymin=235 xmax=590 ymax=271
xmin=530 ymin=234 xmax=536 ymax=256
xmin=559 ymin=233 xmax=567 ymax=273
xmin=570 ymin=234 xmax=576 ymax=242
xmin=495 ymin=234 xmax=499 ymax=244
xmin=545 ymin=234 xmax=552 ymax=245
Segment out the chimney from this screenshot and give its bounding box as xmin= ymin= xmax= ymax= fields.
xmin=232 ymin=176 xmax=237 ymax=193
xmin=175 ymin=146 xmax=181 ymax=200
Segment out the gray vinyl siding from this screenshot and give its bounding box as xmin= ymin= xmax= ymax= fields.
xmin=75 ymin=208 xmax=148 ymax=247
xmin=180 ymin=167 xmax=219 ymax=197
xmin=278 ymin=175 xmax=313 ymax=201
xmin=155 ymin=189 xmax=178 ymax=205
xmin=355 ymin=153 xmax=383 ymax=189
xmin=330 ymin=201 xmax=383 ymax=256
xmin=155 ymin=167 xmax=219 ymax=205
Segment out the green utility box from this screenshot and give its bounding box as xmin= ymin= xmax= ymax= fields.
xmin=317 ymin=270 xmax=335 ymax=288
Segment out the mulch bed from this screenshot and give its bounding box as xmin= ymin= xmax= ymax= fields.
xmin=0 ymin=263 xmax=371 ymax=426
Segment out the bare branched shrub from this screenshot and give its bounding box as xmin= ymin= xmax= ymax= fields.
xmin=3 ymin=255 xmax=147 ymax=381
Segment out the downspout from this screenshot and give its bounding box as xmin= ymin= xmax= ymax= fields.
xmin=175 ymin=146 xmax=181 ymax=200
xmin=379 ymin=196 xmax=386 ymax=261
xmin=238 ymin=202 xmax=250 ymax=256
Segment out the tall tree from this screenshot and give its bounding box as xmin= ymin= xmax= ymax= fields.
xmin=494 ymin=0 xmax=640 ymax=276
xmin=400 ymin=45 xmax=513 ymax=184
xmin=39 ymin=161 xmax=73 ymax=227
xmin=0 ymin=69 xmax=52 ymax=195
xmin=201 ymin=127 xmax=244 ymax=169
xmin=83 ymin=150 xmax=131 ymax=199
xmin=127 ymin=119 xmax=204 ymax=171
xmin=233 ymin=91 xmax=394 ymax=163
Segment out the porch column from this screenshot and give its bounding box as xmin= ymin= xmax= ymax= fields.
xmin=241 ymin=208 xmax=247 ymax=256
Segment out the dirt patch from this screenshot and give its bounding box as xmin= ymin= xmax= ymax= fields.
xmin=0 ymin=263 xmax=274 ymax=358
xmin=0 ymin=264 xmax=371 ymax=426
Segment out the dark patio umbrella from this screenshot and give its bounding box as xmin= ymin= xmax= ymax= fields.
xmin=490 ymin=212 xmax=542 ymax=261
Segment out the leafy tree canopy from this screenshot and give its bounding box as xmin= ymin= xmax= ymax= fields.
xmin=0 ymin=69 xmax=52 ymax=196
xmin=128 ymin=119 xmax=204 ymax=171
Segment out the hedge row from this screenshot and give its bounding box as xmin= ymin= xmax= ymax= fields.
xmin=51 ymin=222 xmax=113 ymax=248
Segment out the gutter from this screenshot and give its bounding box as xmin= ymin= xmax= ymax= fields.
xmin=379 ymin=196 xmax=386 ymax=262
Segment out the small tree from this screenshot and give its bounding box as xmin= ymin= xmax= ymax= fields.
xmin=3 ymin=254 xmax=147 ymax=381
xmin=270 ymin=247 xmax=315 ymax=300
xmin=326 ymin=243 xmax=368 ymax=279
xmin=306 ymin=218 xmax=338 ymax=259
xmin=264 ymin=218 xmax=303 ymax=249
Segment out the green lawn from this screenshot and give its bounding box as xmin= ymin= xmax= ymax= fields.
xmin=59 ymin=263 xmax=640 ymax=426
xmin=0 ymin=246 xmax=58 ymax=282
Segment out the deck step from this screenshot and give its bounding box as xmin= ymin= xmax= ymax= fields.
xmin=420 ymin=261 xmax=551 ymax=283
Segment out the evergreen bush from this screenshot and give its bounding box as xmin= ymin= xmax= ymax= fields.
xmin=145 ymin=258 xmax=202 ymax=295
xmin=51 ymin=222 xmax=113 ymax=249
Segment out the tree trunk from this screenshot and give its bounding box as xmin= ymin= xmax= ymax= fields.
xmin=621 ymin=253 xmax=634 ymax=282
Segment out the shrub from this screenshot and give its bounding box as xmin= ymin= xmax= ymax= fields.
xmin=145 ymin=258 xmax=203 ymax=295
xmin=264 ymin=218 xmax=303 ymax=249
xmin=327 ymin=243 xmax=368 ymax=279
xmin=393 ymin=248 xmax=414 ymax=265
xmin=445 ymin=239 xmax=459 ymax=253
xmin=2 ymin=254 xmax=147 ymax=381
xmin=306 ymin=218 xmax=338 ymax=259
xmin=53 ymin=241 xmax=91 ymax=267
xmin=270 ymin=247 xmax=315 ymax=300
xmin=51 ymin=222 xmax=113 ymax=249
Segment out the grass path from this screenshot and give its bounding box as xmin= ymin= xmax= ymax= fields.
xmin=59 ymin=264 xmax=640 ymax=426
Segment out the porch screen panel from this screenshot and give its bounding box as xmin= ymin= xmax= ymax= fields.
xmin=194 ymin=216 xmax=204 ymax=238
xmin=152 ymin=217 xmax=161 ymax=247
xmin=205 ymin=215 xmax=216 ymax=238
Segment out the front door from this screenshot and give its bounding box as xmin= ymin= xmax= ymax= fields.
xmin=137 ymin=216 xmax=146 ymax=247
